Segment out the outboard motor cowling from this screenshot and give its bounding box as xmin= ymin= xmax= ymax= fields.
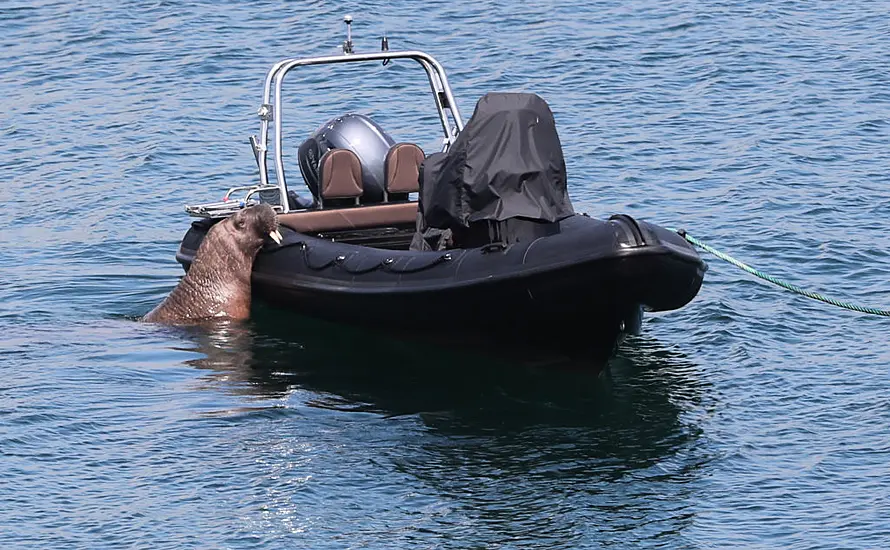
xmin=418 ymin=92 xmax=574 ymax=248
xmin=298 ymin=113 xmax=395 ymax=203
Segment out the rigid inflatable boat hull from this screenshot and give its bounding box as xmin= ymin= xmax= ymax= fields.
xmin=175 ymin=214 xmax=705 ymax=362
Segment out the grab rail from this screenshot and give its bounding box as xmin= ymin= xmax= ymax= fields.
xmin=249 ymin=50 xmax=464 ymax=213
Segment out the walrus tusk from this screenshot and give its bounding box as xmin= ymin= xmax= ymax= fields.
xmin=269 ymin=230 xmax=283 ymax=244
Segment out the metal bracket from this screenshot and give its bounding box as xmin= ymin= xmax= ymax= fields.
xmin=248 ymin=135 xmax=265 ymax=172
xmin=249 ymin=135 xmax=265 ymax=154
xmin=257 ymin=103 xmax=273 ymax=121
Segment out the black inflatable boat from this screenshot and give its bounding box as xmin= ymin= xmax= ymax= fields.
xmin=178 ymin=21 xmax=705 ymax=362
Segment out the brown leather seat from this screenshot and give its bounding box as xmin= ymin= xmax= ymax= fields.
xmin=319 ymin=148 xmax=363 ymax=207
xmin=384 ymin=143 xmax=424 ymax=199
xmin=278 ymin=146 xmax=423 ymax=235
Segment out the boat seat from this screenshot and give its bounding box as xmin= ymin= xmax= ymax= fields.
xmin=279 ymin=202 xmax=419 ymax=234
xmin=384 ymin=143 xmax=424 ymax=201
xmin=319 ymin=148 xmax=363 ymax=208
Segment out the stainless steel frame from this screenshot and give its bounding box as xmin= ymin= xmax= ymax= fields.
xmin=248 ymin=50 xmax=465 ymax=213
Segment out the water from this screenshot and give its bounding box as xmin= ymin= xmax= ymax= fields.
xmin=2 ymin=1 xmax=889 ymax=547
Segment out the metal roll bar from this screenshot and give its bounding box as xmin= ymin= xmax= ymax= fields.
xmin=249 ymin=50 xmax=465 ymax=213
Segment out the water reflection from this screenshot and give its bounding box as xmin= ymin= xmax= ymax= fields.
xmin=182 ymin=308 xmax=710 ymax=465
xmin=176 ymin=310 xmax=713 ymax=544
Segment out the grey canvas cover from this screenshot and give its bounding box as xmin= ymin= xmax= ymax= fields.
xmin=420 ymin=93 xmax=574 ymax=230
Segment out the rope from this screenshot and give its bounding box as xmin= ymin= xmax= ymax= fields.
xmin=676 ymin=229 xmax=890 ymax=317
xmin=295 ymin=241 xmax=452 ymax=275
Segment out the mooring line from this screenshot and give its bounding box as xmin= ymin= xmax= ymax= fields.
xmin=676 ymin=229 xmax=890 ymax=317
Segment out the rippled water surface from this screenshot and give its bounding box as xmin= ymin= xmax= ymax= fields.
xmin=3 ymin=1 xmax=890 ymax=548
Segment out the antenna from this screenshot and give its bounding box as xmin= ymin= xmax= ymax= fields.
xmin=342 ymin=14 xmax=354 ymax=54
xmin=381 ymin=26 xmax=390 ymax=65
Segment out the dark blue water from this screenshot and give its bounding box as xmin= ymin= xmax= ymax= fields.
xmin=3 ymin=1 xmax=890 ymax=548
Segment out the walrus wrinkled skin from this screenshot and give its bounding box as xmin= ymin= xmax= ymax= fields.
xmin=144 ymin=204 xmax=281 ymax=324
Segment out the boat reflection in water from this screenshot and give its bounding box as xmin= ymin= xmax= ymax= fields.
xmin=178 ymin=309 xmax=714 ymax=542
xmin=182 ymin=306 xmax=713 ymax=468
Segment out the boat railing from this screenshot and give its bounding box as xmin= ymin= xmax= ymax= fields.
xmin=187 ymin=15 xmax=464 ymax=217
xmin=184 ymin=184 xmax=283 ymax=218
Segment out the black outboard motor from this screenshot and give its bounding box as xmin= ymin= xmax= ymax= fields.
xmin=298 ymin=113 xmax=395 ymax=204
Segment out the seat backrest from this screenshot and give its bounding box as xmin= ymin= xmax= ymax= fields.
xmin=384 ymin=143 xmax=424 ymax=200
xmin=319 ymin=148 xmax=363 ymax=207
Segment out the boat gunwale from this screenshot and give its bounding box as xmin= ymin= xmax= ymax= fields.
xmin=176 ymin=230 xmax=702 ymax=295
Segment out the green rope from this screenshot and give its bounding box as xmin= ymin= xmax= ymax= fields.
xmin=676 ymin=229 xmax=890 ymax=317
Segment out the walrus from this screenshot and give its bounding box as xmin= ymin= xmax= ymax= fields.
xmin=144 ymin=204 xmax=282 ymax=324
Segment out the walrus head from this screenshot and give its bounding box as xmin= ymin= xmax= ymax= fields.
xmin=143 ymin=203 xmax=282 ymax=324
xmin=194 ymin=203 xmax=282 ymax=289
xmin=213 ymin=203 xmax=282 ymax=257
